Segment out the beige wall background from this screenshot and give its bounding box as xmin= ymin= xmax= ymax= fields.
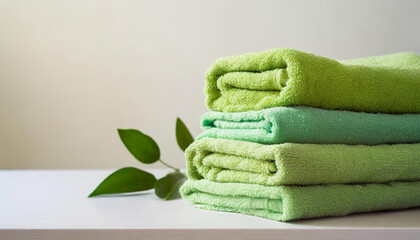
xmin=1 ymin=0 xmax=419 ymax=169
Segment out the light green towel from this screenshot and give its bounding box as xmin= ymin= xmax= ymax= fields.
xmin=198 ymin=107 xmax=420 ymax=145
xmin=180 ymin=179 xmax=420 ymax=221
xmin=186 ymin=138 xmax=420 ymax=185
xmin=205 ymin=48 xmax=420 ymax=113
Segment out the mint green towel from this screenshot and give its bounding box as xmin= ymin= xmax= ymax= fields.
xmin=180 ymin=179 xmax=420 ymax=221
xmin=199 ymin=107 xmax=420 ymax=145
xmin=205 ymin=48 xmax=420 ymax=113
xmin=186 ymin=138 xmax=420 ymax=185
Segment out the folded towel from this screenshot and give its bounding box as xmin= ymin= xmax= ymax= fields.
xmin=180 ymin=179 xmax=420 ymax=221
xmin=186 ymin=138 xmax=420 ymax=185
xmin=205 ymin=48 xmax=420 ymax=113
xmin=198 ymin=107 xmax=420 ymax=145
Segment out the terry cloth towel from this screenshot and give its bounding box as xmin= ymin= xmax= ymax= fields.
xmin=205 ymin=48 xmax=420 ymax=113
xmin=186 ymin=138 xmax=420 ymax=185
xmin=198 ymin=107 xmax=420 ymax=145
xmin=180 ymin=179 xmax=420 ymax=221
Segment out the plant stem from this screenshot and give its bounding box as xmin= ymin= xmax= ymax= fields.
xmin=158 ymin=160 xmax=187 ymax=177
xmin=158 ymin=159 xmax=179 ymax=171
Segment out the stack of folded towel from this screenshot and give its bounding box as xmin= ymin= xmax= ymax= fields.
xmin=180 ymin=48 xmax=420 ymax=221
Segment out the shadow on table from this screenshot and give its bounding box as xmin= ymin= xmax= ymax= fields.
xmin=291 ymin=208 xmax=420 ymax=228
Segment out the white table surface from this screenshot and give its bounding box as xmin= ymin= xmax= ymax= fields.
xmin=1 ymin=169 xmax=419 ymax=240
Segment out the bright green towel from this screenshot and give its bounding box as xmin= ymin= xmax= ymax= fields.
xmin=198 ymin=107 xmax=420 ymax=145
xmin=180 ymin=179 xmax=420 ymax=221
xmin=205 ymin=48 xmax=420 ymax=113
xmin=186 ymin=138 xmax=420 ymax=185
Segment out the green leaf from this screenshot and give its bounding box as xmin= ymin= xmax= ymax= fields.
xmin=88 ymin=167 xmax=156 ymax=197
xmin=154 ymin=171 xmax=187 ymax=200
xmin=175 ymin=118 xmax=194 ymax=152
xmin=118 ymin=129 xmax=160 ymax=164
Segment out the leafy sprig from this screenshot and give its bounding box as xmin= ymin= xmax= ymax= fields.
xmin=88 ymin=117 xmax=193 ymax=200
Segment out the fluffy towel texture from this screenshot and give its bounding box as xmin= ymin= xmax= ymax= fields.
xmin=205 ymin=48 xmax=420 ymax=113
xmin=186 ymin=138 xmax=420 ymax=185
xmin=198 ymin=107 xmax=420 ymax=145
xmin=180 ymin=179 xmax=420 ymax=221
